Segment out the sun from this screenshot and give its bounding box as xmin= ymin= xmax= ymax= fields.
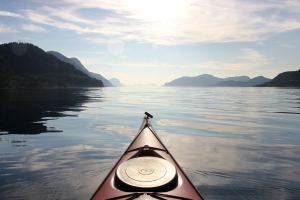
xmin=126 ymin=0 xmax=186 ymax=20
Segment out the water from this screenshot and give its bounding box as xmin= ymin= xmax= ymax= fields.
xmin=0 ymin=87 xmax=300 ymax=200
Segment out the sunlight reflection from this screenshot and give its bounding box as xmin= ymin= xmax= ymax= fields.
xmin=156 ymin=119 xmax=278 ymax=135
xmin=158 ymin=131 xmax=300 ymax=186
xmin=89 ymin=123 xmax=138 ymax=138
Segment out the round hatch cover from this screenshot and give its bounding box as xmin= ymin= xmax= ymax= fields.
xmin=116 ymin=157 xmax=177 ymax=189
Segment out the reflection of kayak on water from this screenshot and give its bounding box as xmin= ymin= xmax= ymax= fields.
xmin=91 ymin=112 xmax=205 ymax=200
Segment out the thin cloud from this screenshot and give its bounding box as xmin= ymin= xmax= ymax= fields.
xmin=40 ymin=6 xmax=94 ymax=25
xmin=238 ymin=48 xmax=267 ymax=62
xmin=257 ymin=42 xmax=264 ymax=46
xmin=22 ymin=24 xmax=47 ymax=32
xmin=258 ymin=70 xmax=278 ymax=73
xmin=282 ymin=44 xmax=296 ymax=48
xmin=183 ymin=62 xmax=262 ymax=71
xmin=21 ymin=0 xmax=300 ymax=45
xmin=25 ymin=11 xmax=84 ymax=33
xmin=109 ymin=62 xmax=173 ymax=67
xmin=86 ymin=51 xmax=106 ymax=54
xmin=0 ymin=11 xmax=24 ymax=18
xmin=0 ymin=24 xmax=19 ymax=33
xmin=183 ymin=48 xmax=269 ymax=71
xmin=85 ymin=37 xmax=108 ymax=44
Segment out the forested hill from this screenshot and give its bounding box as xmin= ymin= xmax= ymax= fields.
xmin=163 ymin=74 xmax=270 ymax=87
xmin=0 ymin=42 xmax=104 ymax=88
xmin=257 ymin=70 xmax=300 ymax=87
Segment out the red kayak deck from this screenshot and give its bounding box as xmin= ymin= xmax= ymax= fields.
xmin=91 ymin=115 xmax=204 ymax=200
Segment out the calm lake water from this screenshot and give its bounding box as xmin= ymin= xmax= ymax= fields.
xmin=0 ymin=87 xmax=300 ymax=200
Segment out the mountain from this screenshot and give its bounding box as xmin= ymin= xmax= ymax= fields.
xmin=0 ymin=42 xmax=104 ymax=88
xmin=69 ymin=57 xmax=90 ymax=74
xmin=88 ymin=72 xmax=113 ymax=87
xmin=163 ymin=74 xmax=223 ymax=86
xmin=163 ymin=74 xmax=270 ymax=87
xmin=246 ymin=76 xmax=271 ymax=86
xmin=47 ymin=51 xmax=113 ymax=87
xmin=214 ymin=80 xmax=248 ymax=87
xmin=214 ymin=76 xmax=271 ymax=87
xmin=69 ymin=58 xmax=113 ymax=87
xmin=47 ymin=51 xmax=90 ymax=74
xmin=109 ymin=78 xmax=124 ymax=87
xmin=257 ymin=70 xmax=300 ymax=87
xmin=147 ymin=83 xmax=158 ymax=86
xmin=223 ymin=76 xmax=251 ymax=82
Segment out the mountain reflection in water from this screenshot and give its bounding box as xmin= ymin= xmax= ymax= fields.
xmin=0 ymin=88 xmax=99 ymax=134
xmin=0 ymin=87 xmax=300 ymax=200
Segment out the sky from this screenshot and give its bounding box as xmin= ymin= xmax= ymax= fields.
xmin=0 ymin=0 xmax=300 ymax=86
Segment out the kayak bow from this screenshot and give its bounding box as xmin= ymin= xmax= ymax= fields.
xmin=91 ymin=113 xmax=204 ymax=200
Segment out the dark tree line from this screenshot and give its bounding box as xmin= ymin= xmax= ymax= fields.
xmin=0 ymin=42 xmax=104 ymax=88
xmin=257 ymin=69 xmax=300 ymax=87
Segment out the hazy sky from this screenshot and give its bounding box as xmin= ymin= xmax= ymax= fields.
xmin=1 ymin=0 xmax=300 ymax=85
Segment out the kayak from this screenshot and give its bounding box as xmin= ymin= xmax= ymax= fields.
xmin=91 ymin=112 xmax=205 ymax=200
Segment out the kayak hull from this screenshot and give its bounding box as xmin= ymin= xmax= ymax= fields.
xmin=91 ymin=116 xmax=204 ymax=200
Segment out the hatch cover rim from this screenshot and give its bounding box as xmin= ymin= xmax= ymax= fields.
xmin=115 ymin=156 xmax=177 ymax=188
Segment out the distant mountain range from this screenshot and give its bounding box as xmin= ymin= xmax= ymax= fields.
xmin=147 ymin=83 xmax=158 ymax=86
xmin=257 ymin=70 xmax=300 ymax=87
xmin=214 ymin=76 xmax=271 ymax=87
xmin=127 ymin=83 xmax=158 ymax=87
xmin=109 ymin=78 xmax=124 ymax=87
xmin=163 ymin=74 xmax=271 ymax=87
xmin=0 ymin=42 xmax=104 ymax=88
xmin=47 ymin=51 xmax=113 ymax=87
xmin=2 ymin=42 xmax=298 ymax=88
xmin=107 ymin=79 xmax=157 ymax=87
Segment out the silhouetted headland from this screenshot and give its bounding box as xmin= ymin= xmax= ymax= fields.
xmin=0 ymin=42 xmax=104 ymax=88
xmin=256 ymin=69 xmax=300 ymax=87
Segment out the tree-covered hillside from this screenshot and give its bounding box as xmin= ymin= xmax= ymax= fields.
xmin=257 ymin=70 xmax=300 ymax=87
xmin=0 ymin=42 xmax=104 ymax=88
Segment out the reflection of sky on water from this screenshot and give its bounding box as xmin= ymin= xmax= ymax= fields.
xmin=0 ymin=132 xmax=128 ymax=199
xmin=0 ymin=87 xmax=300 ymax=199
xmin=159 ymin=132 xmax=300 ymax=199
xmin=157 ymin=118 xmax=279 ymax=136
